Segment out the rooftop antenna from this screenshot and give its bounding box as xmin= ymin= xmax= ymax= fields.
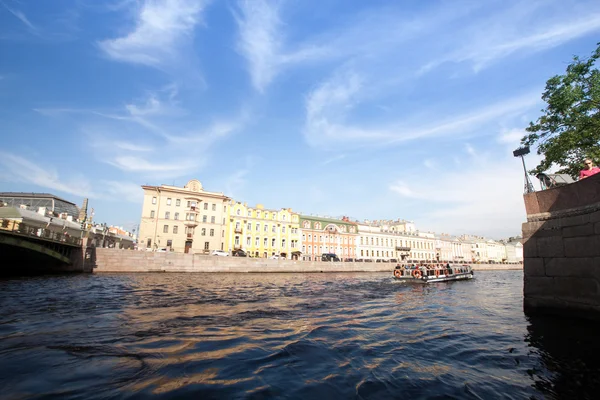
xmin=513 ymin=146 xmax=535 ymax=194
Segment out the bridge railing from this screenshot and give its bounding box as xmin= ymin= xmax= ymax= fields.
xmin=0 ymin=219 xmax=82 ymax=246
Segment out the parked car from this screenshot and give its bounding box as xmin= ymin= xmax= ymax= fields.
xmin=211 ymin=250 xmax=229 ymax=257
xmin=232 ymin=249 xmax=247 ymax=257
xmin=269 ymin=254 xmax=280 ymax=259
xmin=321 ymin=253 xmax=340 ymax=262
xmin=156 ymin=248 xmax=168 ymax=253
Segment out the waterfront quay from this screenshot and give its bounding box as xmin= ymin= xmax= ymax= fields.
xmin=92 ymin=248 xmax=522 ymax=273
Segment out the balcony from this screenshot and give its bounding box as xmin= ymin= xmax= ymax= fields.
xmin=234 ymin=227 xmax=243 ymax=234
xmin=187 ymin=233 xmax=193 ymax=239
xmin=187 ymin=206 xmax=199 ymax=213
xmin=185 ymin=220 xmax=198 ymax=227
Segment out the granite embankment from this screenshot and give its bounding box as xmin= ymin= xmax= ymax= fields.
xmin=92 ymin=248 xmax=522 ymax=273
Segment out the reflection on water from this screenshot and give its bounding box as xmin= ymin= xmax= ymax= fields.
xmin=0 ymin=271 xmax=599 ymax=399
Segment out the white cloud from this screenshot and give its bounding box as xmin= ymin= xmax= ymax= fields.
xmin=498 ymin=128 xmax=526 ymax=145
xmin=421 ymin=4 xmax=600 ymax=73
xmin=101 ymin=180 xmax=143 ymax=203
xmin=304 ymin=69 xmax=541 ymax=147
xmin=98 ymin=0 xmax=207 ymax=68
xmin=2 ymin=3 xmax=37 ymax=32
xmin=389 ymin=148 xmax=544 ymax=238
xmin=0 ymin=152 xmax=95 ymax=198
xmin=106 ymin=156 xmax=200 ymax=174
xmin=234 ymin=0 xmax=326 ymax=92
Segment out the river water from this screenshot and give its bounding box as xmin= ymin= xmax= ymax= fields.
xmin=1 ymin=271 xmax=599 ymax=399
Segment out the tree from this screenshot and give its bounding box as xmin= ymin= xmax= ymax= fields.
xmin=522 ymin=43 xmax=600 ymax=178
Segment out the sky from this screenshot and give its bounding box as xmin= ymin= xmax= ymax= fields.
xmin=1 ymin=0 xmax=599 ymax=239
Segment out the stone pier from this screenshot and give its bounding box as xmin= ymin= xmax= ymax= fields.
xmin=522 ymin=172 xmax=600 ymax=320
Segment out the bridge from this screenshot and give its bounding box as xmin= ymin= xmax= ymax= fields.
xmin=0 ymin=215 xmax=91 ymax=275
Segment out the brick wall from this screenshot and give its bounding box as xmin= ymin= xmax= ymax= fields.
xmin=522 ymin=173 xmax=600 ymax=319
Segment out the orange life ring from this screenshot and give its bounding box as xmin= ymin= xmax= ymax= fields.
xmin=435 ymin=269 xmax=440 ymax=278
xmin=413 ymin=269 xmax=422 ymax=279
xmin=394 ymin=269 xmax=402 ymax=278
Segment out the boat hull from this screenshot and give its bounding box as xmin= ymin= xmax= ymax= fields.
xmin=393 ymin=266 xmax=474 ymax=284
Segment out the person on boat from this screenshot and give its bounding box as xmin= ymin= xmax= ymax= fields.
xmin=579 ymin=159 xmax=600 ymax=180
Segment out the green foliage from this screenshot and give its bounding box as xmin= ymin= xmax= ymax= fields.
xmin=522 ymin=43 xmax=600 ymax=178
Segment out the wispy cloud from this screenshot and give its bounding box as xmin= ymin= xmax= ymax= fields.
xmin=304 ymin=68 xmax=541 ymax=148
xmin=2 ymin=2 xmax=38 ymax=32
xmin=234 ymin=0 xmax=326 ymax=92
xmin=0 ymin=151 xmax=95 ymax=198
xmin=98 ymin=0 xmax=208 ymax=70
xmin=421 ymin=3 xmax=600 ymax=73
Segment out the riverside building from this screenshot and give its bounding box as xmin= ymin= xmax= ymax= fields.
xmin=226 ymin=202 xmax=301 ymax=258
xmin=356 ymin=219 xmax=437 ymax=262
xmin=139 ymin=179 xmax=230 ymax=253
xmin=300 ymin=215 xmax=358 ymax=261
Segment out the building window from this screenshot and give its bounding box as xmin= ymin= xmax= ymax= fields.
xmin=165 ymin=211 xmax=170 ymax=219
xmin=282 ymin=226 xmax=286 ymax=233
xmin=150 ymin=210 xmax=155 ymax=218
xmin=152 ymin=196 xmax=157 ymax=204
xmin=187 ymin=201 xmax=191 ymax=207
xmin=272 ymin=238 xmax=276 ymax=247
xmin=204 ymin=203 xmax=208 ymax=210
xmin=167 ymin=198 xmax=172 ymax=206
xmin=212 ymin=204 xmax=216 ymax=211
xmin=211 ymin=216 xmax=215 ymax=223
xmin=309 ymin=245 xmax=312 ymax=253
xmin=319 ymin=235 xmax=323 ymax=242
xmin=265 ymin=213 xmax=269 ymax=219
xmin=255 ymin=237 xmax=259 ymax=246
xmin=247 ymin=223 xmax=252 ymax=230
xmin=264 ymin=238 xmax=268 ymax=246
xmin=247 ymin=237 xmax=251 ymax=246
xmin=147 ymin=238 xmax=151 ymax=247
xmin=235 ymin=236 xmax=240 ymax=246
xmin=210 ymin=229 xmax=214 ymax=236
xmin=302 ymin=245 xmax=306 ymax=252
xmin=264 ymin=224 xmax=268 ymax=232
xmin=256 ymin=223 xmax=260 ymax=231
xmin=272 ymin=226 xmax=276 ymax=233
xmin=237 ymin=209 xmax=241 ymax=216
xmin=303 ymin=221 xmax=310 ymax=228
xmin=163 ymin=225 xmax=168 ymax=233
xmin=302 ymin=234 xmax=306 ymax=241
xmin=176 ymin=199 xmax=181 ymax=206
xmin=282 ymin=239 xmax=286 ymax=247
xmin=248 ymin=210 xmax=252 ymax=217
xmin=174 ymin=212 xmax=179 ymax=220
xmin=201 ymin=228 xmax=206 ymax=236
xmin=203 ymin=215 xmax=207 ymax=223
xmin=257 ymin=211 xmax=261 ymax=217
xmin=204 ymin=242 xmax=209 ymax=250
xmin=224 ymin=205 xmax=227 ymax=212
xmin=282 ymin=215 xmax=286 ymax=221
xmin=173 ymin=226 xmax=178 ymax=234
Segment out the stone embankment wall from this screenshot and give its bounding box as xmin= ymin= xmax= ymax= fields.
xmin=93 ymin=248 xmax=521 ymax=273
xmin=522 ymin=172 xmax=600 ymax=319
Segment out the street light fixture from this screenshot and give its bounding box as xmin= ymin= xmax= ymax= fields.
xmin=513 ymin=146 xmax=535 ymax=194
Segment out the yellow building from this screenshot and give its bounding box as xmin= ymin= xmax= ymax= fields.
xmin=226 ymin=202 xmax=301 ymax=258
xmin=139 ymin=179 xmax=230 ymax=253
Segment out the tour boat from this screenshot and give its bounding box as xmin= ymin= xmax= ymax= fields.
xmin=393 ymin=264 xmax=474 ymax=283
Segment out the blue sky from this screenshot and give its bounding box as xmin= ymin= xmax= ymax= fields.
xmin=1 ymin=0 xmax=599 ymax=238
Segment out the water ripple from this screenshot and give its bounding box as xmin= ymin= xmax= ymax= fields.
xmin=1 ymin=271 xmax=600 ymax=399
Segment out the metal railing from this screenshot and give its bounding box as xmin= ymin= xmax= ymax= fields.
xmin=0 ymin=219 xmax=82 ymax=246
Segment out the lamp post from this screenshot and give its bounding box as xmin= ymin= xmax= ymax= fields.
xmin=513 ymin=146 xmax=535 ymax=194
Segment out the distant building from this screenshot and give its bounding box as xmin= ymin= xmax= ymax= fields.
xmin=138 ymin=179 xmax=230 ymax=253
xmin=227 ymin=202 xmax=301 ymax=258
xmin=300 ymin=215 xmax=358 ymax=261
xmin=0 ymin=192 xmax=79 ymax=218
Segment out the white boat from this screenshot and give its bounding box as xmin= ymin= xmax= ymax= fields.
xmin=393 ymin=264 xmax=474 ymax=283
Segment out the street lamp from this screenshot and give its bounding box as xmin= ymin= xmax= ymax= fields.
xmin=513 ymin=146 xmax=535 ymax=194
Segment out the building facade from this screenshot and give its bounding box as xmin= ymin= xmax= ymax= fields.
xmin=357 ymin=221 xmax=436 ymax=262
xmin=226 ymin=202 xmax=300 ymax=258
xmin=139 ymin=179 xmax=230 ymax=253
xmin=300 ymin=216 xmax=358 ymax=261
